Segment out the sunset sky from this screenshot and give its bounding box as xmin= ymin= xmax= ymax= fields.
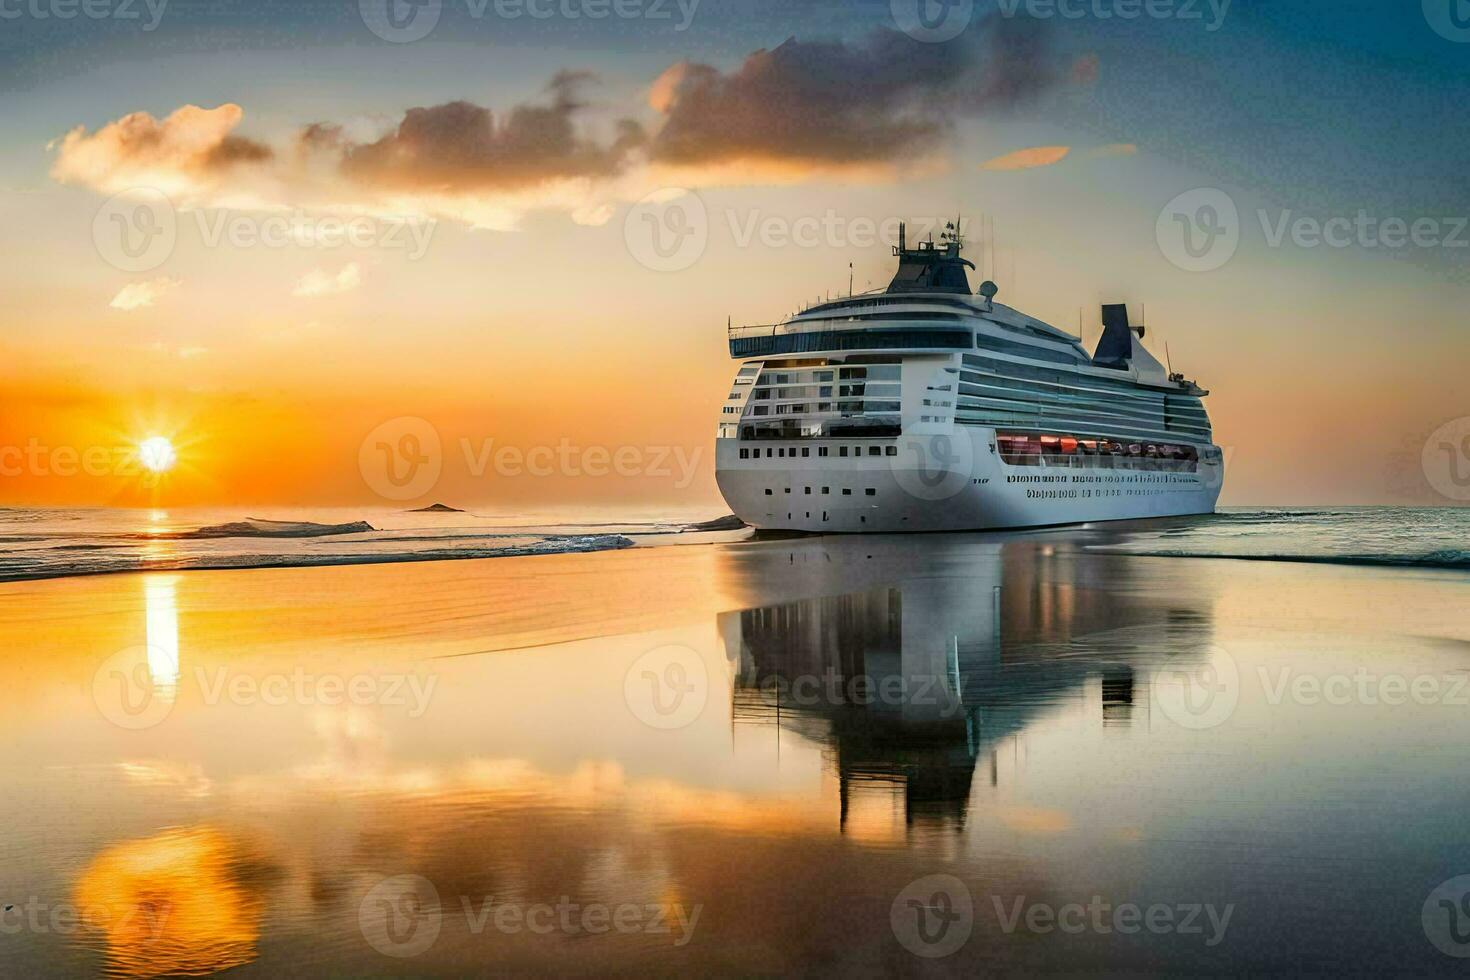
xmin=2 ymin=0 xmax=1467 ymax=509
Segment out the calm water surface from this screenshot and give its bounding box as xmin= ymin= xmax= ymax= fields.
xmin=1 ymin=521 xmax=1468 ymax=975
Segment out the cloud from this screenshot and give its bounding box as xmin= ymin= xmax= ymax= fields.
xmin=646 ymin=23 xmax=1061 ymax=175
xmin=336 ymin=72 xmax=644 ymax=193
xmin=981 ymin=142 xmax=1138 ymax=171
xmin=982 ymin=145 xmax=1072 ymax=171
xmin=293 ymin=263 xmax=361 ymax=298
xmin=110 ymin=276 xmax=181 ymax=311
xmin=51 ymin=25 xmax=1067 ymax=228
xmin=52 ymin=105 xmax=272 ymax=201
xmin=51 ymin=76 xmax=645 ymax=229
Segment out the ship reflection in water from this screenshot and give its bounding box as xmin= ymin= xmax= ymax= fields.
xmin=720 ymin=536 xmax=1216 ymax=836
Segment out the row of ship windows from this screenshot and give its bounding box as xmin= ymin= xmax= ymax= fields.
xmin=957 ymin=412 xmax=1211 ymax=443
xmin=961 ymin=356 xmax=1203 ymax=402
xmin=752 ymin=383 xmax=899 ymax=400
xmin=959 ymin=382 xmax=1206 ymax=417
xmin=956 ymin=400 xmax=1212 ymax=435
xmin=959 ymin=374 xmax=1200 ymax=412
xmin=740 ymin=445 xmax=899 ymax=459
xmin=764 ymin=487 xmax=879 ymax=496
xmin=758 ymin=365 xmax=901 ymax=385
xmin=750 ymin=401 xmax=903 ymax=416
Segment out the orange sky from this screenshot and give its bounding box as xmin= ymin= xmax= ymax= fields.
xmin=3 ymin=13 xmax=1467 ymax=511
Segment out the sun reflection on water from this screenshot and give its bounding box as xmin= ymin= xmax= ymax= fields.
xmin=143 ymin=576 xmax=180 ymax=703
xmin=72 ymin=827 xmax=267 ymax=978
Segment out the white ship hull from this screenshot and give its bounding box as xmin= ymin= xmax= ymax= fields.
xmin=716 ymin=426 xmax=1222 ymax=533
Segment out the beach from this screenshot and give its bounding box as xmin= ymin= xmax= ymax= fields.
xmin=2 ymin=520 xmax=1469 ymax=976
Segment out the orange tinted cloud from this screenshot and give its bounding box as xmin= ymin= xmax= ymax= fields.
xmin=982 ymin=145 xmax=1072 ymax=171
xmin=50 ymin=77 xmax=647 ymax=230
xmin=50 ymin=103 xmax=271 ymax=199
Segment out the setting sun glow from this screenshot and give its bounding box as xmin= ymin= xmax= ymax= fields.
xmin=138 ymin=436 xmax=177 ymax=474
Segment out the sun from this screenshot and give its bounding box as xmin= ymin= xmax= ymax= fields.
xmin=138 ymin=436 xmax=177 ymax=474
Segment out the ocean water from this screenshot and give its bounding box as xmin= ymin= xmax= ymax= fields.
xmin=1089 ymin=507 xmax=1470 ymax=570
xmin=0 ymin=505 xmax=1464 ymax=582
xmin=2 ymin=527 xmax=1468 ymax=975
xmin=0 ymin=504 xmax=728 ymax=581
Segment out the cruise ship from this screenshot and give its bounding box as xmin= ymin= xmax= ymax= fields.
xmin=714 ymin=223 xmax=1224 ymax=532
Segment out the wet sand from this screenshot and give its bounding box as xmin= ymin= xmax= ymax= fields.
xmin=2 ymin=528 xmax=1469 ymax=976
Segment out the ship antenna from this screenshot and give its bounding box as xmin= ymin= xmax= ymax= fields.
xmin=1165 ymin=341 xmax=1174 ymax=375
xmin=848 ymin=262 xmax=853 ymax=297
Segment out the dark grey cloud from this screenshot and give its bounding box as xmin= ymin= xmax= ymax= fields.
xmin=648 ymin=22 xmax=1061 ymax=168
xmin=331 ymin=72 xmax=645 ymax=192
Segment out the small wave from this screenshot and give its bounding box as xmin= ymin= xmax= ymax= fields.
xmin=0 ymin=534 xmax=636 ymax=583
xmin=140 ymin=519 xmax=376 ymax=540
xmin=1102 ymin=548 xmax=1470 ymax=572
